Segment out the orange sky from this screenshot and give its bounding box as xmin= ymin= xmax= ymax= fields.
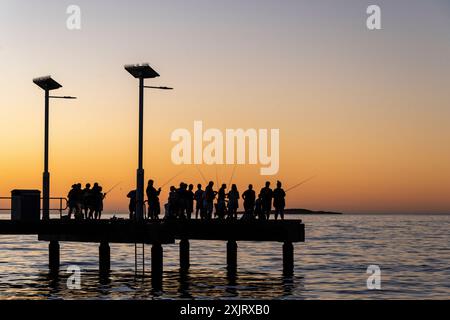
xmin=1 ymin=0 xmax=450 ymax=214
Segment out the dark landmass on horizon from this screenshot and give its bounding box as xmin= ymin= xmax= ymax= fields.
xmin=284 ymin=208 xmax=343 ymax=215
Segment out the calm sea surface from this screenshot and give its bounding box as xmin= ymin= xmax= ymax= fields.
xmin=0 ymin=214 xmax=449 ymax=300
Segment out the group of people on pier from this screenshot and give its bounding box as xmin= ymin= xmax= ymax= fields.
xmin=66 ymin=179 xmax=286 ymax=221
xmin=67 ymin=183 xmax=105 ymax=220
xmin=127 ymin=180 xmax=286 ymax=221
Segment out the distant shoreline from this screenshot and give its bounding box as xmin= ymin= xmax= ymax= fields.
xmin=2 ymin=211 xmax=450 ymax=216
xmin=284 ymin=208 xmax=343 ymax=215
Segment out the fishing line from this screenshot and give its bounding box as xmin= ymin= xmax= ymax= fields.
xmin=196 ymin=166 xmax=208 ymax=184
xmin=161 ymin=169 xmax=187 ymax=188
xmin=286 ymin=175 xmax=316 ymax=193
xmin=228 ymin=164 xmax=237 ymax=186
xmin=105 ymin=181 xmax=122 ymax=195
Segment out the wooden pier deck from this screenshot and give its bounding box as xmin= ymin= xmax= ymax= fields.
xmin=0 ymin=219 xmax=305 ymax=283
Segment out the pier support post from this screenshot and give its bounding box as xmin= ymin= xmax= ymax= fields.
xmin=227 ymin=240 xmax=238 ymax=273
xmin=49 ymin=240 xmax=60 ymax=273
xmin=152 ymin=243 xmax=163 ymax=286
xmin=99 ymin=242 xmax=110 ymax=274
xmin=180 ymin=239 xmax=190 ymax=271
xmin=283 ymin=241 xmax=294 ymax=275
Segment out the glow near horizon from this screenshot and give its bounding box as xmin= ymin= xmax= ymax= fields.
xmin=0 ymin=0 xmax=450 ymax=214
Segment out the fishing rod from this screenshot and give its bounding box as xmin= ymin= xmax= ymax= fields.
xmin=286 ymin=175 xmax=316 ymax=193
xmin=228 ymin=164 xmax=237 ymax=187
xmin=196 ymin=166 xmax=208 ymax=184
xmin=105 ymin=182 xmax=122 ymax=195
xmin=215 ymin=165 xmax=219 ymax=187
xmin=161 ymin=169 xmax=187 ymax=188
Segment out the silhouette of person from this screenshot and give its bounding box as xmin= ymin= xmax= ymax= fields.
xmin=241 ymin=191 xmax=255 ymax=221
xmin=254 ymin=193 xmax=265 ymax=220
xmin=94 ymin=186 xmax=105 ymax=220
xmin=177 ymin=183 xmax=188 ymax=219
xmin=89 ymin=183 xmax=101 ymax=220
xmin=204 ymin=181 xmax=216 ymax=220
xmin=146 ymin=180 xmax=161 ymax=220
xmin=273 ymin=181 xmax=286 ymax=220
xmin=227 ymin=184 xmax=240 ymax=220
xmin=168 ymin=186 xmax=178 ymax=219
xmin=127 ymin=190 xmax=137 ymax=220
xmin=242 ymin=184 xmax=256 ymax=216
xmin=187 ymin=184 xmax=195 ymax=220
xmin=194 ymin=184 xmax=204 ymax=219
xmin=67 ymin=184 xmax=78 ymax=219
xmin=74 ymin=183 xmax=83 ymax=220
xmin=82 ymin=183 xmax=92 ymax=219
xmin=260 ymin=181 xmax=273 ymax=220
xmin=216 ymin=184 xmax=227 ymax=219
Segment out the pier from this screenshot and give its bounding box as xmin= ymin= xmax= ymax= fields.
xmin=0 ymin=219 xmax=305 ymax=282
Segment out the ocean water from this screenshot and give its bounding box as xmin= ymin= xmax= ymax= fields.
xmin=0 ymin=214 xmax=449 ymax=300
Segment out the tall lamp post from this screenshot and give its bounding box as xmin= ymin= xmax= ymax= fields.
xmin=124 ymin=64 xmax=173 ymax=222
xmin=33 ymin=76 xmax=76 ymax=220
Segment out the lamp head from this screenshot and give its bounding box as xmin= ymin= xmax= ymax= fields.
xmin=124 ymin=63 xmax=160 ymax=79
xmin=33 ymin=76 xmax=62 ymax=91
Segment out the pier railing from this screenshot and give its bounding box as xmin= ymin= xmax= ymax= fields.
xmin=0 ymin=197 xmax=68 ymax=218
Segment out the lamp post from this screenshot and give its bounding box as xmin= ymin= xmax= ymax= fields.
xmin=33 ymin=76 xmax=76 ymax=220
xmin=124 ymin=64 xmax=173 ymax=222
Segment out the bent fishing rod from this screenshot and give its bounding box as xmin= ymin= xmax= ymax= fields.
xmin=161 ymin=169 xmax=188 ymax=189
xmin=105 ymin=181 xmax=122 ymax=195
xmin=286 ymin=175 xmax=316 ymax=193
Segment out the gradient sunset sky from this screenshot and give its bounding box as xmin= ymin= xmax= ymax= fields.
xmin=1 ymin=0 xmax=450 ymax=214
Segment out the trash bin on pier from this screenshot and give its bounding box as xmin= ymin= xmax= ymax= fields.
xmin=11 ymin=190 xmax=41 ymax=222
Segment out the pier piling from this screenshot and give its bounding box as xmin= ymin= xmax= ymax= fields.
xmin=99 ymin=241 xmax=110 ymax=274
xmin=17 ymin=219 xmax=304 ymax=279
xmin=283 ymin=241 xmax=294 ymax=275
xmin=151 ymin=243 xmax=163 ymax=285
xmin=49 ymin=240 xmax=60 ymax=273
xmin=227 ymin=240 xmax=238 ymax=272
xmin=180 ymin=239 xmax=190 ymax=271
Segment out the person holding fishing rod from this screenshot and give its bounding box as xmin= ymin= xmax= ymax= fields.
xmin=227 ymin=184 xmax=240 ymax=220
xmin=273 ymin=181 xmax=286 ymax=220
xmin=93 ymin=181 xmax=122 ymax=220
xmin=187 ymin=184 xmax=195 ymax=220
xmin=216 ymin=184 xmax=227 ymax=219
xmin=194 ymin=184 xmax=204 ymax=219
xmin=93 ymin=185 xmax=106 ymax=220
xmin=127 ymin=189 xmax=137 ymax=220
xmin=204 ymin=181 xmax=217 ymax=220
xmin=260 ymin=181 xmax=273 ymax=220
xmin=146 ymin=180 xmax=162 ymax=220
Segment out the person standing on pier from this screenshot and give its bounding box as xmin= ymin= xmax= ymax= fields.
xmin=177 ymin=183 xmax=188 ymax=219
xmin=93 ymin=186 xmax=105 ymax=220
xmin=227 ymin=184 xmax=240 ymax=220
xmin=204 ymin=181 xmax=216 ymax=220
xmin=194 ymin=184 xmax=204 ymax=219
xmin=187 ymin=184 xmax=195 ymax=219
xmin=168 ymin=186 xmax=178 ymax=219
xmin=127 ymin=189 xmax=136 ymax=220
xmin=82 ymin=183 xmax=92 ymax=219
xmin=216 ymin=184 xmax=227 ymax=219
xmin=273 ymin=181 xmax=286 ymax=220
xmin=242 ymin=184 xmax=256 ymax=217
xmin=254 ymin=193 xmax=265 ymax=220
xmin=67 ymin=184 xmax=78 ymax=219
xmin=74 ymin=183 xmax=83 ymax=220
xmin=89 ymin=183 xmax=101 ymax=219
xmin=260 ymin=181 xmax=273 ymax=220
xmin=146 ymin=180 xmax=161 ymax=220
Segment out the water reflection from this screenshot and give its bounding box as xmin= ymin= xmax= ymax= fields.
xmin=225 ymin=271 xmax=238 ymax=298
xmin=178 ymin=271 xmax=192 ymax=299
xmin=0 ymin=215 xmax=449 ymax=299
xmin=43 ymin=272 xmax=61 ymax=298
